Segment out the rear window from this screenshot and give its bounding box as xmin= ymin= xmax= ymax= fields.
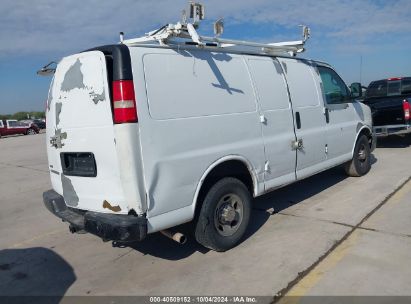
xmin=366 ymin=80 xmax=387 ymax=98
xmin=8 ymin=121 xmax=20 ymax=127
xmin=401 ymin=79 xmax=411 ymax=94
xmin=387 ymin=80 xmax=401 ymax=96
xmin=366 ymin=78 xmax=411 ymax=98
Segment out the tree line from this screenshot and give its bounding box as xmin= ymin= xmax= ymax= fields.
xmin=0 ymin=112 xmax=46 ymax=121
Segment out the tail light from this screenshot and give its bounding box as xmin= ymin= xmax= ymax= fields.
xmin=112 ymin=80 xmax=137 ymax=124
xmin=403 ymin=99 xmax=410 ymax=121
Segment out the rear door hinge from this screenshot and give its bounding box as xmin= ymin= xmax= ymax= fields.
xmin=260 ymin=115 xmax=267 ymax=124
xmin=50 ymin=129 xmax=67 ymax=149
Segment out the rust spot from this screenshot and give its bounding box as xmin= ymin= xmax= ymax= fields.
xmin=103 ymin=200 xmax=121 ymax=212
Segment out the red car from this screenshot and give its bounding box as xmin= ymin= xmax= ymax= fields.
xmin=0 ymin=119 xmax=39 ymax=138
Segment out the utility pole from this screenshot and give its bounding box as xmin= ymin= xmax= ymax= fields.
xmin=360 ymin=55 xmax=363 ymax=84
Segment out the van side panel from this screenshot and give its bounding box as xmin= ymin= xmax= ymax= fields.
xmin=278 ymin=58 xmax=327 ymax=180
xmin=129 ymin=48 xmax=266 ymax=232
xmin=144 ymin=53 xmax=256 ymax=119
xmin=246 ymin=56 xmax=297 ymax=191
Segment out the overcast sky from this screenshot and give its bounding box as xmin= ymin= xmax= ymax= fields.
xmin=0 ymin=0 xmax=410 ymax=114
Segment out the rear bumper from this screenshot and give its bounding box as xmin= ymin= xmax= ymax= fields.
xmin=43 ymin=190 xmax=147 ymax=242
xmin=374 ymin=124 xmax=411 ymax=137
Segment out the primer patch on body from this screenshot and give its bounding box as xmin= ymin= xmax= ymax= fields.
xmin=89 ymin=90 xmax=106 ymax=104
xmin=61 ymin=175 xmax=79 ymax=207
xmin=47 ymin=77 xmax=55 ymax=111
xmin=55 ymin=102 xmax=62 ymax=126
xmin=61 ymin=59 xmax=85 ymax=92
xmin=50 ymin=128 xmax=67 ymax=149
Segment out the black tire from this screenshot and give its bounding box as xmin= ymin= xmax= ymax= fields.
xmin=194 ymin=177 xmax=251 ymax=252
xmin=26 ymin=128 xmax=36 ymax=135
xmin=345 ymin=135 xmax=371 ymax=177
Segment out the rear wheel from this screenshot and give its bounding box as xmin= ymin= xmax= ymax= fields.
xmin=26 ymin=128 xmax=36 ymax=135
xmin=194 ymin=177 xmax=251 ymax=252
xmin=345 ymin=135 xmax=371 ymax=177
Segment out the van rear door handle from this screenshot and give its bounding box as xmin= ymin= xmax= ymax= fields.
xmin=291 ymin=138 xmax=304 ymax=150
xmin=295 ymin=112 xmax=301 ymax=129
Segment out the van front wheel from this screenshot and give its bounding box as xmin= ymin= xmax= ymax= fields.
xmin=195 ymin=177 xmax=251 ymax=252
xmin=345 ymin=135 xmax=371 ymax=177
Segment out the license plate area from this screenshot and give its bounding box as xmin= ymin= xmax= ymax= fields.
xmin=60 ymin=152 xmax=97 ymax=177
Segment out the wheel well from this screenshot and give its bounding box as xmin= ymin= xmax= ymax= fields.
xmin=195 ymin=160 xmax=254 ymax=216
xmin=358 ymin=127 xmax=373 ymax=148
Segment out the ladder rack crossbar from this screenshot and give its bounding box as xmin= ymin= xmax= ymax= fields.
xmin=122 ymin=6 xmax=310 ymax=57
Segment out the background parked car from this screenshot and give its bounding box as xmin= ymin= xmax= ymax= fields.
xmin=0 ymin=119 xmax=39 ymax=138
xmin=20 ymin=119 xmax=46 ymax=129
xmin=32 ymin=119 xmax=46 ymax=129
xmin=361 ymin=77 xmax=411 ymax=136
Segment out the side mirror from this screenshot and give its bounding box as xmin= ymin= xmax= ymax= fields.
xmin=350 ymin=82 xmax=362 ymax=98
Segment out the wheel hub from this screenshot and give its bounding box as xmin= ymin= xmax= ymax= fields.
xmin=358 ymin=145 xmax=367 ymax=161
xmin=214 ymin=193 xmax=244 ymax=237
xmin=219 ymin=204 xmax=236 ymax=224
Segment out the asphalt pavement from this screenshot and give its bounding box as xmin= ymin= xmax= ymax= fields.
xmin=1 ymin=133 xmax=411 ymax=302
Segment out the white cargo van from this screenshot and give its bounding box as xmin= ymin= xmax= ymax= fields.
xmin=42 ymin=9 xmax=375 ymax=251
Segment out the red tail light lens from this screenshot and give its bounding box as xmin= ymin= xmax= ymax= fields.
xmin=112 ymin=80 xmax=137 ymax=124
xmin=403 ymin=99 xmax=410 ymax=121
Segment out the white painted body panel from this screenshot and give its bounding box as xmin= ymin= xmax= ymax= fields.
xmin=46 ymin=51 xmax=144 ymax=215
xmin=130 ymin=48 xmax=266 ymax=231
xmin=311 ymin=65 xmax=361 ymax=166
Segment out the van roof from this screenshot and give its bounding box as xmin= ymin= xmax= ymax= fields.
xmin=86 ymin=43 xmax=331 ymax=75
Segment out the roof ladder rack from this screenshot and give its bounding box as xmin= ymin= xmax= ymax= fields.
xmin=123 ymin=2 xmax=311 ymax=57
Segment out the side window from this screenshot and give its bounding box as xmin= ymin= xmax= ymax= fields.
xmin=0 ymin=121 xmax=3 ymax=128
xmin=366 ymin=81 xmax=387 ymax=98
xmin=8 ymin=121 xmax=18 ymax=127
xmin=401 ymin=79 xmax=411 ymax=94
xmin=318 ymin=66 xmax=350 ymax=104
xmin=387 ymin=80 xmax=401 ymax=96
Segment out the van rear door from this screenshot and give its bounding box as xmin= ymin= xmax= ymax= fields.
xmin=46 ymin=51 xmax=131 ymax=214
